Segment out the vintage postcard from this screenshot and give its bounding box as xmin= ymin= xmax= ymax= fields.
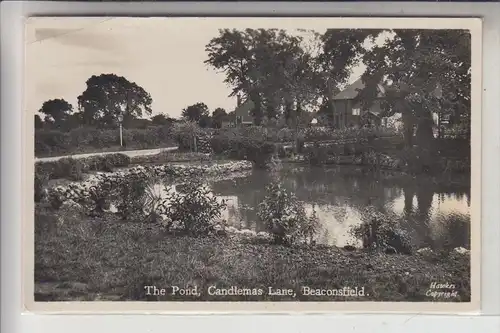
xmin=24 ymin=17 xmax=481 ymax=313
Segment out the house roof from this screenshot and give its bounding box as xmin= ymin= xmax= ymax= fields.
xmin=231 ymin=98 xmax=255 ymax=123
xmin=333 ymin=77 xmax=386 ymax=100
xmin=233 ymin=99 xmax=255 ymax=115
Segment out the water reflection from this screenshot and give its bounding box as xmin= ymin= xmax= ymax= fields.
xmin=210 ymin=165 xmax=471 ymax=250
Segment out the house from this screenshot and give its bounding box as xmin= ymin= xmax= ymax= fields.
xmin=331 ymin=77 xmax=389 ymax=129
xmin=222 ymin=95 xmax=255 ymax=127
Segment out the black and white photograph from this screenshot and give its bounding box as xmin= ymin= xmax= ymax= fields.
xmin=26 ymin=17 xmax=481 ymax=311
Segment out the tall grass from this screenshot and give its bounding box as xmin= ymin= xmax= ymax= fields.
xmin=34 ymin=203 xmax=471 ymax=302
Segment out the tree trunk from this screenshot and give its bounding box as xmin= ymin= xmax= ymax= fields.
xmin=250 ymin=90 xmax=263 ymax=126
xmin=293 ymin=100 xmax=302 ymax=155
xmin=415 ymin=107 xmax=435 ymax=171
xmin=401 ymin=109 xmax=414 ymax=148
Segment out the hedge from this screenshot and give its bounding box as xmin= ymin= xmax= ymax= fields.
xmin=35 ymin=153 xmax=131 ymax=181
xmin=35 ymin=126 xmax=176 ymax=157
xmin=210 ymin=131 xmax=276 ymax=168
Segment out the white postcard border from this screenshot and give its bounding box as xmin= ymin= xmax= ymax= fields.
xmin=20 ymin=16 xmax=483 ymax=314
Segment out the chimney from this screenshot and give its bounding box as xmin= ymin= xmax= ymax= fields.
xmin=237 ymin=94 xmax=242 ymax=107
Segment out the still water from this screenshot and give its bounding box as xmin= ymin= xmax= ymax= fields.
xmin=142 ymin=164 xmax=470 ymax=250
xmin=208 ymin=165 xmax=471 ymax=250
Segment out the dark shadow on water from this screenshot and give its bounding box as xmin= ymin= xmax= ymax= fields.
xmin=209 ymin=165 xmax=470 ymax=250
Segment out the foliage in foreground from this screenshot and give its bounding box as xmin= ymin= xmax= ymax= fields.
xmin=34 ymin=205 xmax=471 ymax=302
xmin=42 ymin=168 xmax=228 ymax=237
xmin=258 ymin=181 xmax=320 ymax=245
xmin=159 ymin=180 xmax=227 ymax=235
xmin=349 ymin=208 xmax=414 ymax=255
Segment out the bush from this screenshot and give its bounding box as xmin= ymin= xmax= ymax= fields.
xmin=82 ymin=156 xmax=113 ymax=173
xmin=171 ymin=122 xmax=204 ymax=151
xmin=49 ymin=157 xmax=84 ymax=181
xmin=113 ymin=176 xmax=148 ymax=220
xmin=211 ymin=130 xmax=276 ymax=168
xmin=35 ymin=153 xmax=131 ymax=182
xmin=303 ymin=126 xmax=402 ymax=143
xmin=131 ymin=151 xmax=211 ymax=165
xmin=83 ymin=182 xmax=114 ymax=215
xmin=350 ymin=208 xmax=413 ymax=254
xmin=159 ymin=180 xmax=226 ymax=235
xmin=105 ymin=153 xmax=131 ymax=167
xmin=305 ymin=142 xmax=330 ymax=166
xmin=34 ymin=168 xmax=50 ymax=202
xmin=257 ymin=181 xmax=320 ymax=245
xmin=47 ymin=189 xmax=65 ymax=210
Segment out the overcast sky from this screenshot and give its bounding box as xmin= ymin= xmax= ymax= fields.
xmin=26 ymin=17 xmax=383 ymax=119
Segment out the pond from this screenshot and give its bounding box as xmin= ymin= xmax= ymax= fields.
xmin=138 ymin=164 xmax=470 ymax=250
xmin=208 ymin=165 xmax=471 ymax=250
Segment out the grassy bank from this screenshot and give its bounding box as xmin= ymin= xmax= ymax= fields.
xmin=35 ymin=206 xmax=470 ymax=302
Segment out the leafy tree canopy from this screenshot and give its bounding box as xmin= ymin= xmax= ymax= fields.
xmin=77 ymin=73 xmax=153 ymax=126
xmin=212 ymin=107 xmax=228 ymax=128
xmin=38 ymin=98 xmax=74 ymax=125
xmin=182 ymin=102 xmax=209 ymax=123
xmin=357 ymin=29 xmax=471 ymax=146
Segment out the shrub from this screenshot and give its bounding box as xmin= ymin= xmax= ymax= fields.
xmin=82 ymin=182 xmax=114 ymax=215
xmin=130 ymin=151 xmax=211 ymax=165
xmin=47 ymin=189 xmax=65 ymax=210
xmin=211 ymin=130 xmax=276 ymax=168
xmin=84 ymin=156 xmax=114 ymax=173
xmin=305 ymin=142 xmax=330 ymax=166
xmin=257 ymin=181 xmax=320 ymax=245
xmin=51 ymin=157 xmax=84 ymax=181
xmin=350 ymin=208 xmax=413 ymax=254
xmin=432 ymin=212 xmax=470 ymax=251
xmin=113 ymin=176 xmax=148 ymax=220
xmin=35 ymin=153 xmax=131 ymax=183
xmin=303 ymin=126 xmax=402 ymax=144
xmin=159 ymin=180 xmax=226 ymax=235
xmin=105 ymin=153 xmax=131 ymax=167
xmin=34 ymin=168 xmax=50 ymax=202
xmin=171 ymin=121 xmax=203 ymax=151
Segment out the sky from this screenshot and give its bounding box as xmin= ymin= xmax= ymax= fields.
xmin=25 ymin=17 xmax=384 ymax=119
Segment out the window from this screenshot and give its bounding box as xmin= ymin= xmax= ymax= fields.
xmin=352 ymin=108 xmax=361 ymax=116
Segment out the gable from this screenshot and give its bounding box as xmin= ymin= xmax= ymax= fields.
xmin=233 ymin=99 xmax=255 ymax=122
xmin=234 ymin=99 xmax=255 ymax=115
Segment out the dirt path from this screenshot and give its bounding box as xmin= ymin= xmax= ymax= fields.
xmin=36 ymin=146 xmax=178 ymax=162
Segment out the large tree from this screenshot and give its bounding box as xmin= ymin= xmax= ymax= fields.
xmin=212 ymin=107 xmax=228 ymax=128
xmin=181 ymin=102 xmax=209 ymax=123
xmin=77 ymin=74 xmax=153 ymax=127
xmin=315 ymin=29 xmax=383 ymax=126
xmin=38 ymin=98 xmax=73 ymax=127
xmin=205 ymin=28 xmax=318 ymax=125
xmin=151 ymin=114 xmax=175 ymax=126
xmin=34 ymin=114 xmax=44 ymax=129
xmin=357 ymin=29 xmax=471 ymax=149
xmin=205 ymin=28 xmax=382 ymax=128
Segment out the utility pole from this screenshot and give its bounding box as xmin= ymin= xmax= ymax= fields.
xmin=118 ymin=113 xmax=124 ymax=147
